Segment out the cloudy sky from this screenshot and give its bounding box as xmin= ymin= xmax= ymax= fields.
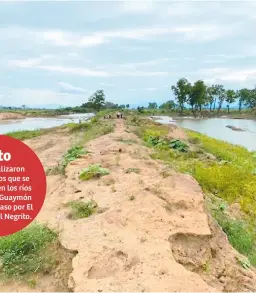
xmin=1 ymin=1 xmax=256 ymax=108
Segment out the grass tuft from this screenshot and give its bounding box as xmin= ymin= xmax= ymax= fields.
xmin=79 ymin=164 xmax=110 ymax=180
xmin=67 ymin=200 xmax=98 ymax=219
xmin=0 ymin=223 xmax=56 ymax=277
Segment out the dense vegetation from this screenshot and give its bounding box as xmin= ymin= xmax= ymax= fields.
xmin=139 ymin=78 xmax=256 ymax=117
xmin=128 ymin=115 xmax=256 ymax=266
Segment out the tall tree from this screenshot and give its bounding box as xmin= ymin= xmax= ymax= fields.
xmin=238 ymin=88 xmax=251 ymax=112
xmin=171 ymin=78 xmax=191 ymax=113
xmin=126 ymin=104 xmax=130 ymax=109
xmin=148 ymin=102 xmax=158 ymax=109
xmin=216 ymin=85 xmax=226 ymax=114
xmin=244 ymin=86 xmax=256 ymax=109
xmin=88 ymin=89 xmax=105 ymax=111
xmin=188 ymin=80 xmax=207 ymax=112
xmin=225 ymin=89 xmax=236 ymax=113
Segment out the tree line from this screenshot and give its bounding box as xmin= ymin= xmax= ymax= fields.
xmin=167 ymin=78 xmax=256 ymax=113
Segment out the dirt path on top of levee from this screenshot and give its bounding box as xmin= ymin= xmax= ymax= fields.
xmin=3 ymin=119 xmax=256 ymax=292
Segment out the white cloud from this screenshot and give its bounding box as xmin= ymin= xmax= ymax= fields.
xmin=145 ymin=87 xmax=158 ymax=91
xmin=7 ymin=57 xmax=169 ymax=77
xmin=120 ymin=1 xmax=156 ymax=14
xmin=99 ymin=82 xmax=114 ymax=87
xmin=195 ymin=67 xmax=256 ymax=82
xmin=0 ymin=87 xmax=86 ymax=107
xmin=0 ymin=23 xmax=234 ymax=51
xmin=58 ymin=82 xmax=87 ymax=94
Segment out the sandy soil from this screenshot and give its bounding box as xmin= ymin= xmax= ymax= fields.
xmin=2 ymin=120 xmax=256 ymax=292
xmin=0 ymin=112 xmax=24 ymax=120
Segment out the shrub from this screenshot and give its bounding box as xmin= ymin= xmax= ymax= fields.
xmin=67 ymin=200 xmax=98 ymax=219
xmin=79 ymin=164 xmax=110 ymax=180
xmin=62 ymin=145 xmax=86 ymax=168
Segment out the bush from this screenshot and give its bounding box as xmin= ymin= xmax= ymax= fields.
xmin=67 ymin=200 xmax=98 ymax=219
xmin=79 ymin=164 xmax=110 ymax=180
xmin=62 ymin=145 xmax=86 ymax=168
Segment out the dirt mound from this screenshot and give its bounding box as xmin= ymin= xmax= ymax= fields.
xmin=0 ymin=112 xmax=24 ymax=120
xmin=11 ymin=119 xmax=256 ymax=291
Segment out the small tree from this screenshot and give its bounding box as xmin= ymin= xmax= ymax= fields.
xmin=88 ymin=89 xmax=105 ymax=111
xmin=126 ymin=104 xmax=130 ymax=109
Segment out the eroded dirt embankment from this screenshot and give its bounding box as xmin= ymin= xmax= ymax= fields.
xmin=3 ymin=120 xmax=256 ymax=292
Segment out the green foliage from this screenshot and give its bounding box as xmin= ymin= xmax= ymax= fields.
xmin=210 ymin=201 xmax=256 ymax=266
xmin=62 ymin=145 xmax=86 ymax=168
xmin=171 ymin=78 xmax=191 ymax=113
xmin=0 ymin=224 xmax=56 ymax=277
xmin=169 ymin=139 xmax=189 ymax=152
xmin=6 ymin=128 xmax=51 ymax=140
xmin=67 ymin=200 xmax=98 ymax=219
xmin=148 ymin=102 xmax=158 ymax=109
xmin=86 ymin=89 xmax=106 ymax=111
xmin=79 ymin=164 xmax=110 ymax=180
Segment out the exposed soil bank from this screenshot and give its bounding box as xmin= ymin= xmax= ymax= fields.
xmin=0 ymin=112 xmax=25 ymax=120
xmin=2 ymin=119 xmax=256 ymax=291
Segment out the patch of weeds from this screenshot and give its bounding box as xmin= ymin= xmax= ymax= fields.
xmin=125 ymin=168 xmax=140 ymax=174
xmin=6 ymin=128 xmax=52 ymax=140
xmin=62 ymin=145 xmax=86 ymax=169
xmin=209 ymin=199 xmax=256 ymax=266
xmin=0 ymin=223 xmax=56 ymax=278
xmin=236 ymin=256 xmax=251 ymax=269
xmin=129 ymin=195 xmax=135 ymax=201
xmin=27 ymin=279 xmax=37 ymax=288
xmin=65 ymin=122 xmax=92 ymax=132
xmin=67 ymin=200 xmax=98 ymax=219
xmin=202 ymin=261 xmax=210 ymax=273
xmin=188 ymin=137 xmax=200 ymax=144
xmin=169 ymin=139 xmax=189 ymax=152
xmin=83 ymin=121 xmax=114 ymax=143
xmin=79 ymin=164 xmax=110 ymax=180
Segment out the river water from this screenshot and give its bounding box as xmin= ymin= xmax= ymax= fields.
xmin=153 ymin=116 xmax=256 ymax=151
xmin=0 ymin=113 xmax=94 ymax=134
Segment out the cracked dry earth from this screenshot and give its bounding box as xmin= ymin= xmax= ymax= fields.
xmin=4 ymin=120 xmax=256 ymax=292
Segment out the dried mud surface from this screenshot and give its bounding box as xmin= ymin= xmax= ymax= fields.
xmin=2 ymin=120 xmax=256 ymax=292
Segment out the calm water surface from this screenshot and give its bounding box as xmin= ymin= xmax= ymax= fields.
xmin=0 ymin=113 xmax=94 ymax=134
xmin=153 ymin=116 xmax=256 ymax=151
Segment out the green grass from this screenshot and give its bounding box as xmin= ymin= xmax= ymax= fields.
xmin=5 ymin=128 xmax=52 ymax=140
xmin=132 ymin=116 xmax=256 ymax=266
xmin=79 ymin=164 xmax=110 ymax=180
xmin=67 ymin=200 xmax=98 ymax=219
xmin=0 ymin=223 xmax=57 ymax=278
xmin=208 ymin=196 xmax=256 ymax=266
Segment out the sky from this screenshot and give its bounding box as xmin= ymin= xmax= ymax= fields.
xmin=1 ymin=0 xmax=256 ymax=108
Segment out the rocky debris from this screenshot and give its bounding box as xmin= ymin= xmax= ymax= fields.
xmin=226 ymin=125 xmax=245 ymax=131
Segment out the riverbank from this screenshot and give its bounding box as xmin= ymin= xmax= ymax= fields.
xmin=140 ymin=108 xmax=256 ymax=120
xmin=1 ymin=114 xmax=256 ymax=292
